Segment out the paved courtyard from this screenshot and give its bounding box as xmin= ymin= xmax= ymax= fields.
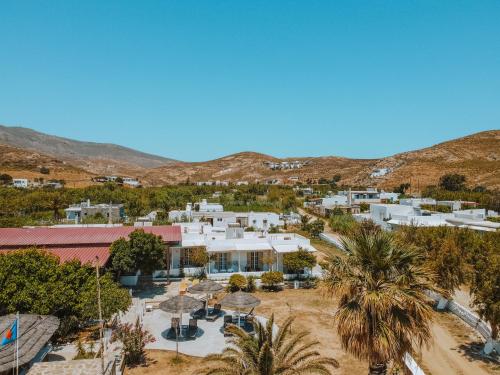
xmin=121 ymin=281 xmax=271 ymax=357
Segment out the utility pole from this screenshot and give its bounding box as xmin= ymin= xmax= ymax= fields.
xmin=96 ymin=256 xmax=105 ymax=374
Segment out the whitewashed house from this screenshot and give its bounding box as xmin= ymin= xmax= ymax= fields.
xmin=168 ymin=200 xmax=283 ymax=230
xmin=12 ymin=178 xmax=29 ymax=188
xmin=163 ymin=223 xmax=318 ymax=280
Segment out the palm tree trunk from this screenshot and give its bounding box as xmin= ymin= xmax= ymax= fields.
xmin=368 ymin=362 xmax=387 ymax=375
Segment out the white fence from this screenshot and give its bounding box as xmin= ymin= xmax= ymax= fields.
xmin=425 ymin=290 xmax=492 ymax=340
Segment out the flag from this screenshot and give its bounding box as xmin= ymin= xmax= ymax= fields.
xmin=0 ymin=319 xmax=17 ymax=346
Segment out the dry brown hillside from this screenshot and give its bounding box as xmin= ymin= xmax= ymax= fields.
xmin=1 ymin=128 xmax=498 ymax=190
xmin=370 ymin=130 xmax=500 ymax=190
xmin=0 ymin=145 xmax=96 ymax=187
xmin=142 ymin=131 xmax=500 ymax=190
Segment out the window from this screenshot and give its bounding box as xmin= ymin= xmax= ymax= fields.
xmin=181 ymin=248 xmax=193 ymax=267
xmin=216 ymin=253 xmax=228 ymax=270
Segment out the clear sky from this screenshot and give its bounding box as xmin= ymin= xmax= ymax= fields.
xmin=1 ymin=1 xmax=499 ymax=162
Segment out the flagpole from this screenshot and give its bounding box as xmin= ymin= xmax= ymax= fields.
xmin=15 ymin=312 xmax=19 ymax=375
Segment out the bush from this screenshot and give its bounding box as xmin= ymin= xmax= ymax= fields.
xmin=227 ymin=274 xmax=247 ymax=292
xmin=329 ymin=213 xmax=358 ymax=235
xmin=261 ymin=271 xmax=284 ymax=291
xmin=112 ymin=320 xmax=155 ymax=365
xmin=283 ymin=248 xmax=317 ymax=278
xmin=246 ymin=275 xmax=256 ymax=292
xmin=39 ymin=166 xmax=50 ymax=174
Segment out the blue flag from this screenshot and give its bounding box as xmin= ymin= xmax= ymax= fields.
xmin=1 ymin=319 xmax=17 ymax=346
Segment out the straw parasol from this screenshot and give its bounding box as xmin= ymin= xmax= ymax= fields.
xmin=188 ymin=279 xmax=224 ymax=295
xmin=0 ymin=314 xmax=59 ymax=374
xmin=220 ymin=291 xmax=261 ymax=326
xmin=187 ymin=280 xmax=224 ymax=315
xmin=159 ymin=295 xmax=204 ymax=314
xmin=159 ymin=295 xmax=203 ymax=357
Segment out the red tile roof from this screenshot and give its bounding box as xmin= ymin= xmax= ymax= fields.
xmin=0 ymin=247 xmax=111 ymax=267
xmin=0 ymin=225 xmax=181 ymax=248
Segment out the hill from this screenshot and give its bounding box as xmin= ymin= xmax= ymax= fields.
xmin=0 ymin=125 xmax=176 ymax=176
xmin=1 ymin=125 xmax=498 ymax=190
xmin=144 ymin=130 xmax=500 ymax=189
xmin=0 ymin=144 xmax=95 ymax=187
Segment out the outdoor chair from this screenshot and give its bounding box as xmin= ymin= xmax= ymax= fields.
xmin=168 ymin=317 xmax=180 ymax=338
xmin=223 ymin=314 xmax=234 ymax=337
xmin=192 ymin=308 xmax=207 ymax=320
xmin=187 ymin=319 xmax=198 ymax=338
xmin=206 ymin=303 xmax=222 ymax=322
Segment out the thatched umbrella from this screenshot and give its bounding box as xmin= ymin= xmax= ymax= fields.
xmin=159 ymin=295 xmax=203 ymax=357
xmin=0 ymin=314 xmax=59 ymax=374
xmin=159 ymin=295 xmax=204 ymax=315
xmin=187 ymin=280 xmax=224 ymax=316
xmin=220 ymin=291 xmax=261 ymax=326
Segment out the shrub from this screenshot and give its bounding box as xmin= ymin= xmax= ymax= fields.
xmin=112 ymin=320 xmax=155 ymax=365
xmin=39 ymin=166 xmax=50 ymax=174
xmin=246 ymin=275 xmax=256 ymax=292
xmin=283 ymin=248 xmax=317 ymax=279
xmin=227 ymin=274 xmax=247 ymax=292
xmin=261 ymin=271 xmax=284 ymax=291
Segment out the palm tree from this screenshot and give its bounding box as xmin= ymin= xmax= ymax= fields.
xmin=196 ymin=314 xmax=338 ymax=375
xmin=323 ymin=230 xmax=438 ymax=375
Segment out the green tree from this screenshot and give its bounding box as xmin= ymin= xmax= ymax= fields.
xmin=110 ymin=238 xmax=135 ymax=278
xmin=227 ymin=274 xmax=247 ymax=292
xmin=283 ymin=248 xmax=317 ymax=279
xmin=197 ymin=314 xmax=338 ymax=375
xmin=300 ymin=214 xmax=310 ymax=231
xmin=469 ymin=232 xmax=500 ymax=343
xmin=0 ymin=174 xmax=13 ymax=185
xmin=110 ymin=230 xmax=165 ymax=276
xmin=307 ymin=219 xmax=324 ymax=238
xmin=78 ymin=273 xmax=131 ymax=321
xmin=0 ymin=248 xmax=131 ymax=335
xmin=329 ymin=213 xmax=357 ymax=235
xmin=395 ymin=226 xmax=467 ymax=296
xmin=323 ymin=230 xmax=438 ymax=375
xmin=439 ymin=173 xmax=466 ymax=191
xmin=261 ymin=271 xmax=284 ymax=291
xmin=393 ymin=183 xmax=410 ymax=195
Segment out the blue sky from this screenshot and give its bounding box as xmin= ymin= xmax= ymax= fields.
xmin=1 ymin=1 xmax=499 ymax=162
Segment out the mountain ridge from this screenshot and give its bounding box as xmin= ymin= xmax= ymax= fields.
xmin=0 ymin=125 xmax=498 ymax=190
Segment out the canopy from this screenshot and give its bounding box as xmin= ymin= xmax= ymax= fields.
xmin=0 ymin=314 xmax=59 ymax=373
xmin=220 ymin=291 xmax=261 ymax=309
xmin=188 ymin=280 xmax=224 ymax=294
xmin=159 ymin=295 xmax=204 ymax=314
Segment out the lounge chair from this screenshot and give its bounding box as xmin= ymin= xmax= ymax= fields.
xmin=168 ymin=317 xmax=180 ymax=338
xmin=206 ymin=304 xmax=222 ymax=322
xmin=223 ymin=315 xmax=234 ymax=337
xmin=192 ymin=308 xmax=207 ymax=320
xmin=187 ymin=319 xmax=198 ymax=338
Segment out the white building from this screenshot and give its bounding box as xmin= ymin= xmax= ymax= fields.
xmin=164 ymin=223 xmax=318 ymax=280
xmin=379 ymin=191 xmax=400 ymax=203
xmin=168 ymin=200 xmax=283 ymax=230
xmin=122 ymin=177 xmax=141 ymax=187
xmin=338 ymin=188 xmax=381 ymax=204
xmin=361 ymin=204 xmax=500 ymax=232
xmin=370 ymin=168 xmax=392 ymax=178
xmin=12 ymin=178 xmax=29 ymax=188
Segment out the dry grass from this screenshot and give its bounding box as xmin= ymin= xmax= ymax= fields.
xmin=125 ymin=288 xmax=367 ymax=375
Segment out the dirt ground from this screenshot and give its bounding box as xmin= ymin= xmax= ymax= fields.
xmin=419 ymin=312 xmax=500 ymax=375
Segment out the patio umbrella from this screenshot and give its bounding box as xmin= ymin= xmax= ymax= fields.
xmin=220 ymin=291 xmax=261 ymax=326
xmin=159 ymin=295 xmax=203 ymax=357
xmin=187 ymin=280 xmax=224 ymax=315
